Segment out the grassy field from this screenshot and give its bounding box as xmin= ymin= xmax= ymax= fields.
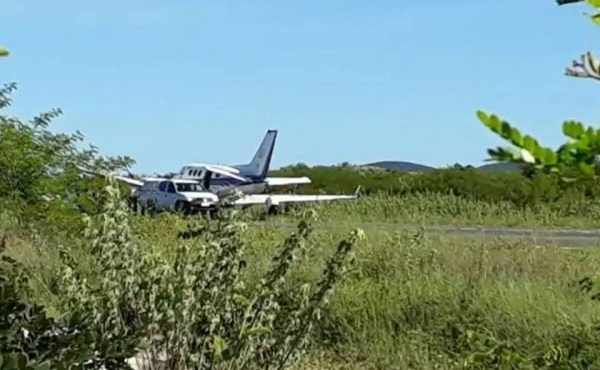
xmin=4 ymin=193 xmax=600 ymax=369
xmin=262 ymin=192 xmax=600 ymax=229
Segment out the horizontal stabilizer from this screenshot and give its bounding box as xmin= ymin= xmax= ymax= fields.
xmin=264 ymin=177 xmax=312 ymax=187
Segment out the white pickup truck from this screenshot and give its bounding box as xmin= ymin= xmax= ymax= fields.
xmin=132 ymin=179 xmax=219 ymax=215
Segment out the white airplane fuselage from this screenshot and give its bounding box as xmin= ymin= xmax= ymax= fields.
xmin=174 ymin=164 xmax=270 ymax=195
xmin=169 ymin=130 xmax=311 ymax=196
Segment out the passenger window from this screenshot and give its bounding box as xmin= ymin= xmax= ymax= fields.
xmin=167 ymin=182 xmax=176 ymax=193
xmin=158 ymin=181 xmax=167 ymax=192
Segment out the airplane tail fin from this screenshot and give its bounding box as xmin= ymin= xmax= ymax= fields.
xmin=239 ymin=130 xmax=277 ymax=179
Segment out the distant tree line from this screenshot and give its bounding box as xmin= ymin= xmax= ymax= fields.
xmin=271 ymin=164 xmax=600 ymax=207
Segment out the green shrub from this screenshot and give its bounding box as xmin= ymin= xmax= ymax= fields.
xmin=52 ymin=177 xmax=364 ymax=370
xmin=0 ymin=83 xmax=133 ymax=230
xmin=0 ymin=232 xmax=135 ymax=369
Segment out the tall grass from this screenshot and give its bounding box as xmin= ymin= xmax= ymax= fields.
xmin=287 ymin=192 xmax=600 ymax=228
xmin=5 ymin=195 xmax=600 ymax=369
xmin=125 ymin=217 xmax=600 ymax=369
xmin=323 ymin=233 xmax=600 ymax=368
xmin=235 ymin=226 xmax=600 ymax=368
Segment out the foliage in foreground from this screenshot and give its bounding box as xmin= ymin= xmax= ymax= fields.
xmin=8 ymin=202 xmax=600 ymax=370
xmin=0 ymin=231 xmax=131 ymax=370
xmin=0 ymin=83 xmax=133 ymax=228
xmin=2 ymin=177 xmax=363 ymax=369
xmin=478 ymin=0 xmax=600 ymax=178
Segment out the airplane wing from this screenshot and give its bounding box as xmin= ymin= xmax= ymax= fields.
xmin=264 ymin=177 xmax=312 ymax=186
xmin=231 ymin=187 xmax=360 ymax=206
xmin=114 ymin=175 xmax=145 ymax=188
xmin=78 ymin=166 xmax=146 ymax=188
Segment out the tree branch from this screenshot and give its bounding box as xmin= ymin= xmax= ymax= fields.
xmin=566 ymin=52 xmax=600 ymax=81
xmin=556 ymin=0 xmax=584 ymax=5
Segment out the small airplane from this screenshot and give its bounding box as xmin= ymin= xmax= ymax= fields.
xmin=105 ymin=130 xmax=311 ymax=197
xmin=173 ymin=130 xmax=312 ymax=197
xmin=79 ymin=130 xmax=360 ymax=215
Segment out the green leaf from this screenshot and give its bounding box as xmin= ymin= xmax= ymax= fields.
xmin=476 ymin=110 xmax=488 ymax=124
xmin=500 ymin=121 xmax=512 ymax=139
xmin=36 ymin=362 xmax=51 ymax=370
xmin=563 ymin=121 xmax=585 ymax=139
xmin=579 ymin=162 xmax=595 ymax=176
xmin=487 ymin=147 xmax=514 ymax=162
xmin=213 ymin=336 xmax=231 ymax=360
xmin=589 ymin=12 xmax=600 ymax=25
xmin=477 ymin=111 xmax=501 ymax=133
xmin=509 ymin=127 xmax=523 ymax=146
xmin=543 ymin=149 xmax=558 ymax=165
xmin=0 ymin=48 xmax=8 ymax=57
xmin=16 ymin=355 xmax=27 ymax=370
xmin=588 ymin=0 xmax=600 ymax=8
xmin=522 ymin=135 xmax=538 ymax=155
xmin=233 ymin=293 xmax=251 ymax=306
xmin=243 ymin=326 xmax=273 ymax=337
xmin=476 ymin=110 xmax=493 ymax=130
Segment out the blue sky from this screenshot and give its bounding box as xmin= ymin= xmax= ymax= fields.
xmin=2 ymin=0 xmax=600 ymax=173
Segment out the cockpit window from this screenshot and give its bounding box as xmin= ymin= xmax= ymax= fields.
xmin=176 ymin=183 xmax=204 ymax=192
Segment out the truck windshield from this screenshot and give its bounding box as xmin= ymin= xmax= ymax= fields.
xmin=176 ymin=183 xmax=204 ymax=192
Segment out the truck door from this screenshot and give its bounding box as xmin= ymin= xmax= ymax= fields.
xmin=155 ymin=181 xmax=169 ymax=210
xmin=163 ymin=181 xmax=179 ymax=210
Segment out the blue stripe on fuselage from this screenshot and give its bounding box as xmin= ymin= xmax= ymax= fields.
xmin=203 ymin=176 xmax=264 ymax=187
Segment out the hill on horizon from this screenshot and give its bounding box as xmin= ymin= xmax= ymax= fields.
xmin=362 ymin=161 xmax=436 ymax=172
xmin=362 ymin=161 xmax=522 ymax=172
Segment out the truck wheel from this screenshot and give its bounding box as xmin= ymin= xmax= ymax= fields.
xmin=130 ymin=197 xmax=141 ymax=214
xmin=175 ymin=200 xmax=190 ymax=215
xmin=209 ymin=209 xmax=220 ymax=219
xmin=146 ymin=199 xmax=158 ymax=215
